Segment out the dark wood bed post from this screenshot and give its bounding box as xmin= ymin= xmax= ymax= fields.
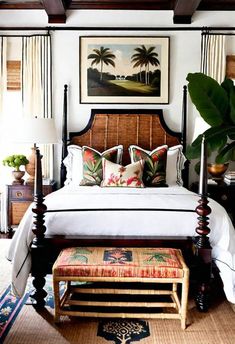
xmin=60 ymin=84 xmax=68 ymax=188
xmin=194 ymin=136 xmax=212 ymax=311
xmin=30 ymin=148 xmax=48 ymax=310
xmin=181 ymin=85 xmax=189 ymax=189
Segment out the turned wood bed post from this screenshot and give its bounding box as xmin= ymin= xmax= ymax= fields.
xmin=30 ymin=148 xmax=48 ymax=309
xmin=194 ymin=136 xmax=212 ymax=311
xmin=181 ymin=85 xmax=189 ymax=188
xmin=60 ymin=84 xmax=68 ymax=188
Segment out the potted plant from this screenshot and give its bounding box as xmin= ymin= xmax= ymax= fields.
xmin=2 ymin=154 xmax=29 ymax=184
xmin=186 ymin=72 xmax=235 ymax=178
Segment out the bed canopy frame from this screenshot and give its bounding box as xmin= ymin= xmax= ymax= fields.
xmin=31 ymin=84 xmax=211 ymax=313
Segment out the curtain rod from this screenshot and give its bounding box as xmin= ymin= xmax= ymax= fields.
xmin=0 ymin=34 xmax=50 ymax=37
xmin=202 ymin=32 xmax=235 ymax=36
xmin=0 ymin=26 xmax=235 ymax=32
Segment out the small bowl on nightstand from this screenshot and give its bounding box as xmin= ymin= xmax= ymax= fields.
xmin=207 ymin=163 xmax=229 ymax=182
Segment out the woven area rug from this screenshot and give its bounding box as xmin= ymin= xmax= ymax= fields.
xmin=1 ymin=238 xmax=235 ymax=344
xmin=1 ymin=279 xmax=235 ymax=344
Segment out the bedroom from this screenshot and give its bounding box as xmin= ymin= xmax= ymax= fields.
xmin=1 ymin=2 xmax=235 ymax=343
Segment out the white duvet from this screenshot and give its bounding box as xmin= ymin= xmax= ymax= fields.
xmin=7 ymin=185 xmax=235 ymax=304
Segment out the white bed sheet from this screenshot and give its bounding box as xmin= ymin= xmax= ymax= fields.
xmin=7 ymin=185 xmax=235 ymax=304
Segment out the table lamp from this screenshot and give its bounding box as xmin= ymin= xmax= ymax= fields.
xmin=12 ymin=117 xmax=58 ymax=184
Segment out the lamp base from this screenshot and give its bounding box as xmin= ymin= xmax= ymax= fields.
xmin=25 ymin=176 xmax=35 ymax=185
xmin=25 ymin=147 xmax=36 ymax=185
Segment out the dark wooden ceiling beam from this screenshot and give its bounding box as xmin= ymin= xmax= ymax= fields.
xmin=42 ymin=0 xmax=67 ymax=23
xmin=0 ymin=2 xmax=43 ymax=10
xmin=198 ymin=0 xmax=235 ymax=11
xmin=173 ymin=0 xmax=203 ymax=24
xmin=68 ymin=0 xmax=172 ymax=10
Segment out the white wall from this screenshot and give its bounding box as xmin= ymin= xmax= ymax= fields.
xmin=1 ymin=10 xmax=235 ymax=183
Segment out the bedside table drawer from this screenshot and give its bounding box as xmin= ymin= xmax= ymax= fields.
xmin=11 ymin=201 xmax=32 ymax=225
xmin=7 ymin=181 xmax=56 ymax=231
xmin=9 ymin=187 xmax=33 ymax=200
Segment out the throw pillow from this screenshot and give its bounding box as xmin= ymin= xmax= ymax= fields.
xmin=101 ymin=158 xmax=145 ymax=188
xmin=129 ymin=145 xmax=168 ymax=187
xmin=80 ymin=145 xmax=123 ymax=186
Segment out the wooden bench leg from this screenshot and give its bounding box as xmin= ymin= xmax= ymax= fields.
xmin=181 ymin=269 xmax=190 ymax=330
xmin=53 ymin=278 xmax=60 ymax=323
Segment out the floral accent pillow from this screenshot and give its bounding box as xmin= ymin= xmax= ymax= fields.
xmin=101 ymin=158 xmax=145 ymax=188
xmin=80 ymin=145 xmax=123 ymax=186
xmin=129 ymin=145 xmax=168 ymax=187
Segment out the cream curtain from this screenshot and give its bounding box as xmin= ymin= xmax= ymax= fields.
xmin=0 ymin=37 xmax=7 ymax=115
xmin=201 ymin=33 xmax=226 ymax=84
xmin=22 ymin=35 xmax=53 ymax=179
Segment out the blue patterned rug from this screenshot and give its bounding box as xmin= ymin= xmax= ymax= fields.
xmin=0 ymin=279 xmax=150 ymax=344
xmin=0 ymin=279 xmax=55 ymax=343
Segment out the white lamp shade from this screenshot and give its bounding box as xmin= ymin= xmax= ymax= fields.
xmin=12 ymin=117 xmax=59 ymax=144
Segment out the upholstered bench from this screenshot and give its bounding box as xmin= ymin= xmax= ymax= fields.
xmin=52 ymin=247 xmax=189 ymax=329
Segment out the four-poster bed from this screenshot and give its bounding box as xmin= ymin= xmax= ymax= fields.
xmin=8 ymin=85 xmax=235 ymax=314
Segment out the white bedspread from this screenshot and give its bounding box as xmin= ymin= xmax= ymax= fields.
xmin=7 ymin=185 xmax=235 ymax=303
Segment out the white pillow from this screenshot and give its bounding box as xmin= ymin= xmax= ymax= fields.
xmin=63 ymin=145 xmax=83 ymax=185
xmin=129 ymin=144 xmax=186 ymax=186
xmin=167 ymin=145 xmax=186 ymax=186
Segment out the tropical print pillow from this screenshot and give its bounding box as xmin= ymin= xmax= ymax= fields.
xmin=80 ymin=145 xmax=123 ymax=186
xmin=129 ymin=145 xmax=168 ymax=187
xmin=101 ymin=158 xmax=145 ymax=188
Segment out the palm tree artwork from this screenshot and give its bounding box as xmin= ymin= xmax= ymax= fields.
xmin=131 ymin=45 xmax=160 ymax=85
xmin=84 ymin=38 xmax=168 ymax=101
xmin=88 ymin=46 xmax=116 ymax=81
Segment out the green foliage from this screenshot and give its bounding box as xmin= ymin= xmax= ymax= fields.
xmin=2 ymin=154 xmax=29 ymax=171
xmin=186 ymin=72 xmax=235 ymax=164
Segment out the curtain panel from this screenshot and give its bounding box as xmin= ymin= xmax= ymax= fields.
xmin=201 ymin=33 xmax=226 ymax=84
xmin=22 ymin=35 xmax=53 ymax=179
xmin=0 ymin=37 xmax=7 ymax=115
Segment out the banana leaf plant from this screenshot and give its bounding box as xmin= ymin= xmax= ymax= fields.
xmin=186 ymin=72 xmax=235 ymax=167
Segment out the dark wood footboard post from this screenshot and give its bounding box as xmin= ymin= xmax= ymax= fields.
xmin=194 ymin=136 xmax=212 ymax=311
xmin=30 ymin=148 xmax=48 ymax=310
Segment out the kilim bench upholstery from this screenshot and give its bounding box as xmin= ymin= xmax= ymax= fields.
xmin=52 ymin=247 xmax=190 ymax=329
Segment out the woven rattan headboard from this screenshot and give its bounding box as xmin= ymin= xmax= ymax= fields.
xmin=60 ymin=85 xmax=188 ymax=187
xmin=69 ymin=109 xmax=182 ymax=166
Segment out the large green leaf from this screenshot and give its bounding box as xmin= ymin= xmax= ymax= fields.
xmin=221 ymin=78 xmax=235 ymax=125
xmin=215 ymin=141 xmax=235 ymax=163
xmin=186 ymin=126 xmax=227 ymax=160
xmin=186 ymin=73 xmax=229 ymax=126
xmin=186 ymin=125 xmax=233 ymax=160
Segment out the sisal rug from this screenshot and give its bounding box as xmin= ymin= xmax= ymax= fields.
xmin=1 ymin=282 xmax=235 ymax=344
xmin=1 ymin=239 xmax=235 ymax=344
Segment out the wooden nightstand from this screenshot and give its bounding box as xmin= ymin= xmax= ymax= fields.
xmin=190 ymin=180 xmax=235 ymax=226
xmin=6 ymin=181 xmax=56 ymax=233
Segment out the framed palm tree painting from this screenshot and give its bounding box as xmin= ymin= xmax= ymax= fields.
xmin=79 ymin=36 xmax=170 ymax=104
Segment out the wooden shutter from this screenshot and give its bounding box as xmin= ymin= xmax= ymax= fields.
xmin=7 ymin=60 xmax=21 ymax=91
xmin=226 ymin=55 xmax=235 ymax=79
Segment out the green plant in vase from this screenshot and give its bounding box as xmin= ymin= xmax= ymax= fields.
xmin=2 ymin=154 xmax=29 ymax=184
xmin=186 ymin=72 xmax=235 ymax=180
